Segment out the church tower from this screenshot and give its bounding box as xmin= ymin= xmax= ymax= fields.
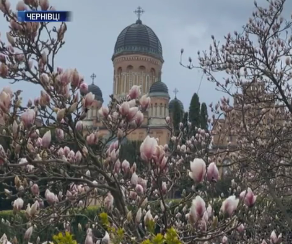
xmin=112 ymin=7 xmax=163 ymax=99
xmin=83 ymin=7 xmax=185 ymax=145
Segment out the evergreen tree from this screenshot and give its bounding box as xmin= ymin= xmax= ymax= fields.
xmin=189 ymin=93 xmax=200 ymax=134
xmin=200 ymin=102 xmax=208 ymax=131
xmin=172 ymin=101 xmax=183 ymax=135
xmin=182 ymin=112 xmax=188 ymax=127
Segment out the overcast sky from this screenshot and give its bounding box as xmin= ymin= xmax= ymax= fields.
xmin=0 ymin=0 xmax=291 ymax=110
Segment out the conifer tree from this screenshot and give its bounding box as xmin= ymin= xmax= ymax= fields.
xmin=189 ymin=93 xmax=200 ymax=134
xmin=200 ymin=102 xmax=208 ymax=131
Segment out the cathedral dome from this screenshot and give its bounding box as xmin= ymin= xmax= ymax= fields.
xmin=149 ymin=80 xmax=169 ymax=98
xmin=149 ymin=81 xmax=168 ymax=94
xmin=112 ymin=16 xmax=163 ymax=62
xmin=88 ymin=84 xmax=104 ymax=102
xmin=169 ymin=97 xmax=184 ymax=111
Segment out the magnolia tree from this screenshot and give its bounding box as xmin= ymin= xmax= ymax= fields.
xmin=0 ymin=0 xmax=279 ymax=243
xmin=182 ymin=0 xmax=292 ymax=242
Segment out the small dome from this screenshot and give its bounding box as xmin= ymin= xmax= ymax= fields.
xmin=113 ymin=20 xmax=163 ymax=62
xmin=149 ymin=81 xmax=168 ymax=94
xmin=88 ymin=84 xmax=104 ymax=102
xmin=169 ymin=98 xmax=184 ymax=111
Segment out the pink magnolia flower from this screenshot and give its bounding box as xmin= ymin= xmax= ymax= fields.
xmin=189 ymin=158 xmax=206 ymax=182
xmin=240 ymin=187 xmax=257 ymax=207
xmin=165 ymin=116 xmax=170 ymax=124
xmin=39 ymin=0 xmax=49 ymax=10
xmin=13 ymin=197 xmax=24 ymax=211
xmin=71 ymin=69 xmax=80 ymax=88
xmin=99 ymin=106 xmax=109 ymax=118
xmin=104 ymin=193 xmax=114 ymax=211
xmin=161 ymin=181 xmax=167 ymax=194
xmin=128 ymin=85 xmax=141 ymax=99
xmin=45 ymin=189 xmax=58 ymax=204
xmin=119 ymin=102 xmax=130 ymax=116
xmin=0 ymin=0 xmax=10 ymax=13
xmin=0 ymin=90 xmax=11 ymax=112
xmin=21 ymin=109 xmax=36 ymax=127
xmin=136 ymin=208 xmax=142 ymax=223
xmin=131 ymin=172 xmax=138 ymax=185
xmin=86 ymin=133 xmax=98 ymax=145
xmin=237 ymin=224 xmax=245 ymax=233
xmin=31 ymin=184 xmax=39 ymax=196
xmin=75 ymin=151 xmax=82 ymax=163
xmin=206 ymin=162 xmax=219 ymax=182
xmin=80 ymin=83 xmax=88 ymax=94
xmin=84 ymin=92 xmax=94 ymax=108
xmin=57 ymin=108 xmax=66 ymax=121
xmin=75 ymin=121 xmax=83 ymax=131
xmin=189 ymin=196 xmax=206 ymax=223
xmin=40 ymin=91 xmax=50 ymax=107
xmin=222 ymin=236 xmax=228 ymax=244
xmin=42 ymin=130 xmax=51 ymax=148
xmin=134 ymin=111 xmax=144 ymax=126
xmin=135 ymin=184 xmax=144 ymax=195
xmin=144 ymin=210 xmax=153 ymax=225
xmin=140 ymin=135 xmax=158 ymax=161
xmin=220 ymin=195 xmax=239 ymax=216
xmin=121 ymin=159 xmax=130 ymax=173
xmin=55 ymin=128 xmax=64 ymax=141
xmin=24 ymin=226 xmax=33 ymax=240
xmin=139 ymin=94 xmax=151 ymax=110
xmin=270 ymin=230 xmax=282 ymax=244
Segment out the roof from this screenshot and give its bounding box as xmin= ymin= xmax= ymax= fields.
xmin=169 ymin=97 xmax=184 ymax=111
xmin=149 ymin=81 xmax=169 ymax=95
xmin=88 ymin=84 xmax=103 ymax=102
xmin=112 ymin=20 xmax=163 ymax=62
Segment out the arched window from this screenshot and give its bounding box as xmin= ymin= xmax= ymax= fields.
xmin=151 ymin=68 xmax=156 ymax=82
xmin=127 ymin=65 xmax=133 ymax=71
xmin=155 ymin=103 xmax=157 ymax=116
xmin=160 ymin=103 xmax=163 ymax=116
xmin=117 ymin=67 xmax=122 ymax=94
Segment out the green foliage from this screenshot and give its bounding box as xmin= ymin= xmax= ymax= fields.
xmin=119 ymin=140 xmax=142 ymax=162
xmin=0 ymin=206 xmax=102 ymax=243
xmin=141 ymin=227 xmax=182 ymax=244
xmin=52 ymin=232 xmax=77 ymax=244
xmin=172 ymin=100 xmax=183 ymax=135
xmin=188 ymin=93 xmax=200 ymax=134
xmin=200 ymin=102 xmax=208 ymax=131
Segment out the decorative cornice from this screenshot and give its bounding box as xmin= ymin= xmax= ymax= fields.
xmin=113 ymin=54 xmax=162 ymax=66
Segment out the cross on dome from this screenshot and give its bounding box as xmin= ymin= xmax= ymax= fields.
xmin=173 ymin=88 xmax=179 ymax=98
xmin=90 ymin=73 xmax=96 ymax=84
xmin=134 ymin=6 xmax=144 ymax=21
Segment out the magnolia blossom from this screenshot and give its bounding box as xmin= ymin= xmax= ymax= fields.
xmin=144 ymin=210 xmax=153 ymax=225
xmin=99 ymin=106 xmax=109 ymax=118
xmin=24 ymin=226 xmax=33 ymax=240
xmin=206 ymin=162 xmax=219 ymax=182
xmin=104 ymin=193 xmax=114 ymax=211
xmin=140 ymin=135 xmax=158 ymax=161
xmin=21 ymin=109 xmax=36 ymax=127
xmin=220 ymin=195 xmax=239 ymax=216
xmin=84 ymin=92 xmax=94 ymax=108
xmin=128 ymin=85 xmax=141 ymax=99
xmin=139 ymin=94 xmax=151 ymax=110
xmin=136 ymin=208 xmax=142 ymax=223
xmin=13 ymin=197 xmax=24 ymax=211
xmin=270 ymin=230 xmax=282 ymax=244
xmin=240 ymin=187 xmax=257 ymax=207
xmin=189 ymin=158 xmax=206 ymax=182
xmin=41 ymin=130 xmax=51 ymax=148
xmin=189 ymin=196 xmax=206 ymax=223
